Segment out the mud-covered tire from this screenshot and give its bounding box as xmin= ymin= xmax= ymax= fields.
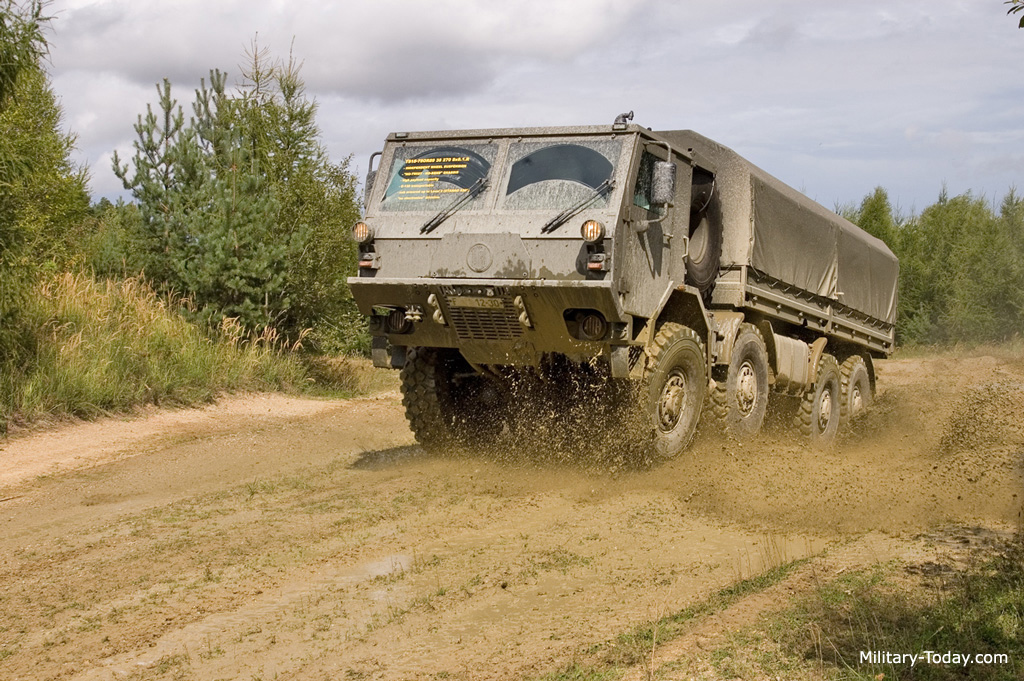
xmin=642 ymin=323 xmax=707 ymax=458
xmin=400 ymin=348 xmax=507 ymax=451
xmin=685 ymin=193 xmax=723 ymax=296
xmin=711 ymin=324 xmax=770 ymax=439
xmin=400 ymin=347 xmax=455 ymax=451
xmin=796 ymin=353 xmax=841 ymax=448
xmin=840 ymin=355 xmax=873 ymax=423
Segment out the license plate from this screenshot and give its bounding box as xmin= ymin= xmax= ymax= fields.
xmin=448 ymin=296 xmax=505 ymax=310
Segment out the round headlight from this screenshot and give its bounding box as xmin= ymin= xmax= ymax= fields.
xmin=352 ymin=221 xmax=374 ymax=244
xmin=579 ymin=312 xmax=608 ymax=341
xmin=385 ymin=308 xmax=412 ymax=335
xmin=581 ymin=220 xmax=605 ymax=243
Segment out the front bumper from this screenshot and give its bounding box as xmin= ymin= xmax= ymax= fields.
xmin=347 ymin=277 xmax=629 ymax=366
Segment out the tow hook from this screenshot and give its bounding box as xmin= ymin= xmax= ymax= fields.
xmin=404 ymin=305 xmax=424 ymax=323
xmin=427 ymin=294 xmax=448 ymax=326
xmin=514 ymin=296 xmax=532 ymax=328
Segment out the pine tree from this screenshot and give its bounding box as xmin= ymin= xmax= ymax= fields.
xmin=855 ymin=187 xmax=898 ymax=248
xmin=112 ymin=79 xmax=193 ymax=287
xmin=115 ymin=47 xmax=363 ymax=348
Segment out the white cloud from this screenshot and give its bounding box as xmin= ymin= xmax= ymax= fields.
xmin=51 ymin=0 xmax=651 ymax=99
xmin=45 ymin=0 xmax=1024 ymax=206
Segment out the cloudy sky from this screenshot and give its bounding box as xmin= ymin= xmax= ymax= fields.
xmin=48 ymin=0 xmax=1023 ymax=213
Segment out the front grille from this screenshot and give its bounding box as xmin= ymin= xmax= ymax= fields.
xmin=445 ymin=298 xmax=523 ymax=341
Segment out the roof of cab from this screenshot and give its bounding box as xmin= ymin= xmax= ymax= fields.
xmin=385 ymin=123 xmax=665 ymax=142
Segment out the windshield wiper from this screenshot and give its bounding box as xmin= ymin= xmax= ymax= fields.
xmin=420 ymin=177 xmax=489 ymax=234
xmin=541 ymin=178 xmax=615 ymax=234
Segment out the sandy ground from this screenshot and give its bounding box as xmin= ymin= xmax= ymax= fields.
xmin=0 ymin=352 xmax=1021 ymax=680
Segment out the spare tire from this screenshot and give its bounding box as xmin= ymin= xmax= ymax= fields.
xmin=685 ymin=174 xmax=723 ymax=295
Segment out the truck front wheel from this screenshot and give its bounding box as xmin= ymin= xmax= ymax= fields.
xmin=400 ymin=348 xmax=507 ymax=451
xmin=642 ymin=323 xmax=707 ymax=458
xmin=401 ymin=347 xmax=456 ymax=451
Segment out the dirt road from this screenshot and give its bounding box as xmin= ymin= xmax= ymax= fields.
xmin=0 ymin=352 xmax=1021 ymax=680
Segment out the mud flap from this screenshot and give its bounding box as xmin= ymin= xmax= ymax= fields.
xmin=610 ymin=345 xmax=631 ymax=378
xmin=372 ymin=337 xmax=407 ymax=369
xmin=371 ymin=336 xmax=389 ymax=368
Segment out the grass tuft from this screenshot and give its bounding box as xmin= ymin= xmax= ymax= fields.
xmin=768 ymin=536 xmax=1024 ymax=680
xmin=536 ymin=556 xmax=808 ymax=680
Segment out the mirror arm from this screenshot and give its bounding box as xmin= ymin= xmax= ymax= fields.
xmin=647 ymin=139 xmax=673 ymax=161
xmin=632 ymin=205 xmax=670 ymax=234
xmin=363 ymin=151 xmax=382 ymax=215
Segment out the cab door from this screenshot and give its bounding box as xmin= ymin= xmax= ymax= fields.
xmin=616 ymin=142 xmax=693 ymax=318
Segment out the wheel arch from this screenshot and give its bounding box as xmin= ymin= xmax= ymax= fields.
xmin=653 ymin=286 xmax=712 ymax=371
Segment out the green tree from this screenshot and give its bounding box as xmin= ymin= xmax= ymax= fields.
xmin=892 ymin=189 xmax=1023 ymax=344
xmin=0 ymin=67 xmax=89 ymax=267
xmin=0 ymin=0 xmax=45 ymax=111
xmin=996 ymin=188 xmax=1024 ymax=327
xmin=1 ymin=1 xmax=47 ymax=356
xmin=82 ymin=199 xmax=145 ymax=279
xmin=1007 ymin=0 xmax=1024 ymax=28
xmin=230 ymin=48 xmax=362 ymax=350
xmin=853 ymin=187 xmax=898 ymax=248
xmin=2 ymin=2 xmax=90 ymax=363
xmin=111 ymin=78 xmax=200 ymax=287
xmin=846 ymin=183 xmax=1024 ymax=345
xmin=937 ymin=195 xmax=1013 ymax=340
xmin=114 ymin=47 xmax=364 ymax=350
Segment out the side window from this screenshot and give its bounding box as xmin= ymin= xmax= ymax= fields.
xmin=633 ymin=151 xmax=657 ymax=212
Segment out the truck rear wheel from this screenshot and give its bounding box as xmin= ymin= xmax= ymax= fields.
xmin=642 ymin=323 xmax=706 ymax=458
xmin=840 ymin=355 xmax=872 ymax=423
xmin=796 ymin=353 xmax=841 ymax=447
xmin=711 ymin=324 xmax=770 ymax=439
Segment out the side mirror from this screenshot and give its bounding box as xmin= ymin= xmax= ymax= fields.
xmin=651 ymin=161 xmax=676 ymax=207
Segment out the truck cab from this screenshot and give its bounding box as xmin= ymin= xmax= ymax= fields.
xmin=349 ymin=123 xmax=715 ymax=372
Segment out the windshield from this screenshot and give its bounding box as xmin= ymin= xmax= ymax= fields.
xmin=380 ymin=144 xmax=497 ymax=212
xmin=502 ymin=139 xmax=622 ymax=211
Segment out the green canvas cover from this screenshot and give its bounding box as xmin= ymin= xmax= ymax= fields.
xmin=658 ymin=130 xmax=898 ymax=325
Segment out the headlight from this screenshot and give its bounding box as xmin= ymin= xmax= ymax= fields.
xmin=352 ymin=221 xmax=374 ymax=243
xmin=385 ymin=308 xmax=412 ymax=334
xmin=578 ymin=312 xmax=608 ymax=341
xmin=581 ymin=219 xmax=605 ymax=243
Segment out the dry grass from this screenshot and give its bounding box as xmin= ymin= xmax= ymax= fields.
xmin=893 ymin=337 xmax=1024 ymax=363
xmin=0 ymin=272 xmax=347 ymax=433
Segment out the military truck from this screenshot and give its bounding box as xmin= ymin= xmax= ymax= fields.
xmin=348 ymin=114 xmax=898 ymax=455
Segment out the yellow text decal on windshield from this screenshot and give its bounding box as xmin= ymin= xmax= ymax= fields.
xmin=397 ymin=156 xmax=472 ymax=201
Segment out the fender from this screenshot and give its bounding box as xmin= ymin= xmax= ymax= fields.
xmin=709 ymin=311 xmax=744 ymax=367
xmin=808 ymin=336 xmax=829 ymax=389
xmin=625 ymin=284 xmax=713 ymax=380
